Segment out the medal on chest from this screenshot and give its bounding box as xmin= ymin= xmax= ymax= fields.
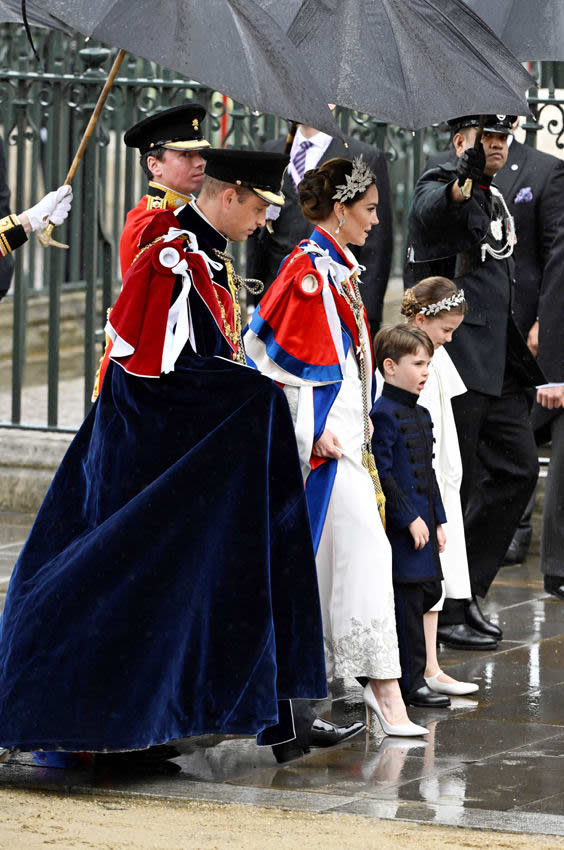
xmin=490 ymin=217 xmax=503 ymax=242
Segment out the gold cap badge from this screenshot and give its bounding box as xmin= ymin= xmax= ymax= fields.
xmin=192 ymin=118 xmax=199 ymax=132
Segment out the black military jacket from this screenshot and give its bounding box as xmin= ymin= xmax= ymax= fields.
xmin=407 ymin=163 xmax=545 ymax=396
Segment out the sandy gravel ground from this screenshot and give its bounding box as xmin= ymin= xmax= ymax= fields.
xmin=1 ymin=790 xmax=563 ymax=850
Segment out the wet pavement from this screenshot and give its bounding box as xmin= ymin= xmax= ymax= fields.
xmin=1 ymin=516 xmax=564 ymax=836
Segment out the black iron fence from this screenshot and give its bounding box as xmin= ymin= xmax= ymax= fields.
xmin=0 ymin=25 xmax=561 ymax=431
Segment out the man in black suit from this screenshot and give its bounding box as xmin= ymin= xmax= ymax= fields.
xmin=426 ymin=127 xmax=564 ymax=569
xmin=427 ymin=128 xmax=564 ymax=350
xmin=246 ymin=124 xmax=393 ymax=336
xmin=407 ymin=115 xmax=546 ymax=650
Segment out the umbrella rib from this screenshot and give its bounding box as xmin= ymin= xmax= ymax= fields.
xmin=380 ymin=0 xmax=416 ymax=126
xmin=427 ymin=0 xmax=532 ymax=96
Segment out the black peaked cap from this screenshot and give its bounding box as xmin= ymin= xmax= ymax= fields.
xmin=448 ymin=114 xmax=517 ymax=135
xmin=124 ymin=104 xmax=210 ymax=154
xmin=203 ymin=149 xmax=289 ymax=206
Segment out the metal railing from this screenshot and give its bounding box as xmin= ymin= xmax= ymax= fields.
xmin=0 ymin=25 xmax=561 ymax=431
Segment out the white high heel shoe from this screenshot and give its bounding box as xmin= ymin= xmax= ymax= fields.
xmin=424 ymin=670 xmax=479 ymax=696
xmin=363 ymin=684 xmax=429 ymax=737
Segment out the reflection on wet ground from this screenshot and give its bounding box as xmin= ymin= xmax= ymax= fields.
xmin=1 ymin=531 xmax=564 ymax=836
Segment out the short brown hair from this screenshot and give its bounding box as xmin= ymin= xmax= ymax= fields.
xmin=200 ymin=174 xmax=253 ymax=200
xmin=298 ymin=157 xmax=377 ymax=222
xmin=373 ymin=324 xmax=434 ymax=374
xmin=401 ymin=276 xmax=466 ymax=320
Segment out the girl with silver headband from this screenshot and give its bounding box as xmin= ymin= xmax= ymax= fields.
xmin=400 ymin=278 xmax=479 ymax=697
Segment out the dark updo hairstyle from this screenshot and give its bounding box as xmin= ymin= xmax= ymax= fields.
xmin=298 ymin=157 xmax=377 ymax=223
xmin=401 ymin=276 xmax=467 ymax=320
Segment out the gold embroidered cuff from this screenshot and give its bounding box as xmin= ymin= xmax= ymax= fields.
xmin=0 ymin=215 xmax=27 ymax=257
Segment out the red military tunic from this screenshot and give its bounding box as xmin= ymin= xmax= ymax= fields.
xmin=119 ymin=182 xmax=193 ymax=276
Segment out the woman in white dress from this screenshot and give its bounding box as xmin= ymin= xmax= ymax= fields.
xmin=401 ymin=278 xmax=479 ymax=696
xmin=245 ymin=157 xmax=426 ymax=736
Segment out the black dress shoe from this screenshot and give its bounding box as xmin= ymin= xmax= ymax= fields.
xmin=544 ymin=576 xmax=564 ymax=600
xmin=464 ymin=597 xmax=502 ymax=640
xmin=272 ymin=740 xmax=310 ymax=764
xmin=503 ymin=536 xmax=530 ymax=566
xmin=404 ymin=685 xmax=450 ymax=708
xmin=437 ymin=622 xmax=498 ymax=650
xmin=94 ymin=744 xmax=182 ymax=772
xmin=309 ymin=717 xmax=365 ymax=748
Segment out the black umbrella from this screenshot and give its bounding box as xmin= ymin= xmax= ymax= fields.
xmin=30 ymin=0 xmax=342 ymax=139
xmin=259 ymin=0 xmax=533 ymax=129
xmin=465 ymin=0 xmax=564 ymax=61
xmin=0 ymin=0 xmax=70 ymax=30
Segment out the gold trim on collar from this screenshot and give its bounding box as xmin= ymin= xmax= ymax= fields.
xmin=147 ymin=182 xmax=192 ymax=210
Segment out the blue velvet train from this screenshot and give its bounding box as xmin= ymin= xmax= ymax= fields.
xmin=0 ymin=351 xmax=327 ymax=752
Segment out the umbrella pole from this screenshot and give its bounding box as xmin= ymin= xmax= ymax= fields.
xmin=38 ymin=48 xmax=127 ymax=249
xmin=460 ymin=115 xmax=486 ymax=200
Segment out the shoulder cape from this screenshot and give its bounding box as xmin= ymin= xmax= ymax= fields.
xmin=107 ymin=211 xmax=237 ymax=379
xmin=245 ymin=234 xmax=372 ymax=386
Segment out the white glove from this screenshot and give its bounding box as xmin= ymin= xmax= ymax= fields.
xmin=23 ymin=185 xmax=73 ymax=232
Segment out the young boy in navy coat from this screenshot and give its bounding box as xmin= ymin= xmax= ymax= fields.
xmin=371 ymin=325 xmax=449 ymax=709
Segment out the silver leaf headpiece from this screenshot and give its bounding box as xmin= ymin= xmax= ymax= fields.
xmin=332 ymin=156 xmax=374 ymax=203
xmin=420 ymin=289 xmax=466 ymax=316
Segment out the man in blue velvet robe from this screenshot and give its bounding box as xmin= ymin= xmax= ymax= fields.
xmin=0 ymin=150 xmax=358 ymax=768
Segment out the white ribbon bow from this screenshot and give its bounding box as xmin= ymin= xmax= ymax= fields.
xmin=161 ymin=227 xmax=224 ymax=280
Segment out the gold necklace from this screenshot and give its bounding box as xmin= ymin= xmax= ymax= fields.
xmin=339 ymin=272 xmax=386 ymax=527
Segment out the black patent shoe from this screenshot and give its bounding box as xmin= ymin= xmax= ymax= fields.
xmin=272 ymin=740 xmax=310 ymax=764
xmin=464 ymin=597 xmax=502 ymax=639
xmin=404 ymin=685 xmax=450 ymax=708
xmin=310 ymin=718 xmax=365 ymax=748
xmin=545 ymin=576 xmax=564 ymax=600
xmin=437 ymin=622 xmax=498 ymax=650
xmin=94 ymin=745 xmax=182 ymax=773
xmin=503 ymin=536 xmax=530 ymax=566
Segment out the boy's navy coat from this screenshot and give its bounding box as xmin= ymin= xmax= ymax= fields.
xmin=371 ymin=383 xmax=446 ymax=583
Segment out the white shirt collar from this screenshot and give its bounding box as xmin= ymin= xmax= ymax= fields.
xmin=293 ymin=126 xmax=333 ymax=153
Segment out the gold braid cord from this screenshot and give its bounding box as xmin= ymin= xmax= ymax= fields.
xmin=91 ymin=307 xmax=112 ymax=402
xmin=213 ymin=248 xmax=264 ymax=365
xmin=340 ymin=273 xmax=386 ymax=528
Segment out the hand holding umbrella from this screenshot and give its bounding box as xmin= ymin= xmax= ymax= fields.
xmin=456 ymin=115 xmax=487 ymax=199
xmin=20 ymin=185 xmax=73 ymax=234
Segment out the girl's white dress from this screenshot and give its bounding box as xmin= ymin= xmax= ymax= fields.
xmin=419 ymin=345 xmax=471 ymax=606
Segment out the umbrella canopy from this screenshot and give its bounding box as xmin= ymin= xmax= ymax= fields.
xmin=259 ymin=0 xmax=533 ymax=129
xmin=0 ymin=0 xmax=70 ymax=29
xmin=29 ymin=0 xmax=342 ymax=138
xmin=465 ymin=0 xmax=564 ymax=61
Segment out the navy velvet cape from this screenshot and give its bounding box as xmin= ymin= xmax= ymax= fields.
xmin=0 ymin=350 xmax=327 ymax=752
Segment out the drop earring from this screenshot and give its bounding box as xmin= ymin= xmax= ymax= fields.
xmin=336 ymin=216 xmax=344 ymax=234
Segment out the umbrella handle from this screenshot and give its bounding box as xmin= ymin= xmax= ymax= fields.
xmin=38 ymin=48 xmax=127 ymax=249
xmin=460 ymin=115 xmax=486 ymax=201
